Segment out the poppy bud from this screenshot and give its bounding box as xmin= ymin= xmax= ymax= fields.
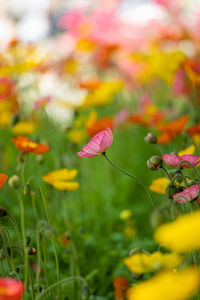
xmin=36 ymin=155 xmax=44 ymax=164
xmin=10 ymin=114 xmax=20 ymax=127
xmin=0 ymin=206 xmax=8 ymax=217
xmin=150 ymin=210 xmax=167 ymax=228
xmin=165 ymin=184 xmax=177 ymax=199
xmin=34 ymin=284 xmax=43 ymax=293
xmin=9 ymin=271 xmax=18 ymax=278
xmin=24 ymin=183 xmax=31 ymax=195
xmin=27 ymin=247 xmax=36 ymax=255
xmin=80 ymin=286 xmax=90 ymax=300
xmin=144 ymin=132 xmax=157 ymax=144
xmin=43 ymin=226 xmax=57 ymax=240
xmin=8 ymin=175 xmax=20 ymax=189
xmin=18 ymin=153 xmax=24 ymax=164
xmin=147 ymin=155 xmax=162 ymax=171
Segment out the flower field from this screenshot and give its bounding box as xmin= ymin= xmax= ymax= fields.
xmin=1 ymin=0 xmax=200 ymax=299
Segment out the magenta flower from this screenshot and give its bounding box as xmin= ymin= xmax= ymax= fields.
xmin=162 ymin=154 xmax=200 ymax=168
xmin=77 ymin=127 xmax=113 ymax=158
xmin=173 ymin=184 xmax=199 ymax=203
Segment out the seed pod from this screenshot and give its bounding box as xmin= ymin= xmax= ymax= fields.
xmin=24 ymin=183 xmax=31 ymax=195
xmin=144 ymin=132 xmax=157 ymax=144
xmin=0 ymin=206 xmax=8 ymax=217
xmin=8 ymin=175 xmax=20 ymax=189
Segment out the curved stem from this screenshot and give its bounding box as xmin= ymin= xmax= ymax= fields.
xmin=161 ymin=166 xmax=171 ymax=182
xmin=35 ymin=276 xmax=87 ymax=300
xmin=177 ymin=160 xmax=200 ymax=179
xmin=102 ymin=152 xmax=157 ymax=208
xmin=27 ymin=177 xmax=61 ymax=297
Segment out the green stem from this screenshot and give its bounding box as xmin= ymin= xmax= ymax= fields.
xmin=17 ymin=191 xmax=28 ymax=300
xmin=0 ymin=223 xmax=12 ymax=272
xmin=161 ymin=166 xmax=171 ymax=181
xmin=102 ymin=152 xmax=157 ymax=208
xmin=35 ymin=276 xmax=87 ymax=300
xmin=27 ymin=177 xmax=61 ymax=298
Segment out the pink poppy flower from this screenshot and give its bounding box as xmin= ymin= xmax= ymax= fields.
xmin=173 ymin=184 xmax=199 ymax=203
xmin=162 ymin=154 xmax=200 ymax=168
xmin=77 ymin=127 xmax=113 ymax=158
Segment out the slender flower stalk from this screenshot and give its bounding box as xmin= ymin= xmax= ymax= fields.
xmin=102 ymin=152 xmax=157 ymax=208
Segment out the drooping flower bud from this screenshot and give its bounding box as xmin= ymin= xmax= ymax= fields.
xmin=8 ymin=175 xmax=20 ymax=189
xmin=150 ymin=210 xmax=167 ymax=228
xmin=27 ymin=247 xmax=36 ymax=255
xmin=144 ymin=132 xmax=157 ymax=144
xmin=24 ymin=183 xmax=31 ymax=195
xmin=147 ymin=155 xmax=162 ymax=171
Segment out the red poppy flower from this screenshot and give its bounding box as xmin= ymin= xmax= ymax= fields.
xmin=157 ymin=115 xmax=188 ymax=144
xmin=113 ymin=276 xmax=129 ymax=300
xmin=87 ymin=117 xmax=113 ymax=137
xmin=0 ymin=277 xmax=24 ymax=300
xmin=11 ymin=136 xmax=50 ymax=154
xmin=186 ymin=123 xmax=200 ymax=136
xmin=0 ymin=174 xmax=8 ymax=189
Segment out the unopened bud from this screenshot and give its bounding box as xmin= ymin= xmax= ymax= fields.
xmin=8 ymin=175 xmax=20 ymax=189
xmin=43 ymin=226 xmax=57 ymax=240
xmin=27 ymin=247 xmax=36 ymax=255
xmin=24 ymin=183 xmax=31 ymax=195
xmin=165 ymin=184 xmax=177 ymax=199
xmin=147 ymin=155 xmax=162 ymax=171
xmin=9 ymin=271 xmax=18 ymax=278
xmin=80 ymin=286 xmax=90 ymax=300
xmin=34 ymin=284 xmax=43 ymax=293
xmin=150 ymin=210 xmax=167 ymax=228
xmin=144 ymin=132 xmax=157 ymax=144
xmin=36 ymin=155 xmax=44 ymax=164
xmin=0 ymin=206 xmax=8 ymax=217
xmin=10 ymin=114 xmax=20 ymax=127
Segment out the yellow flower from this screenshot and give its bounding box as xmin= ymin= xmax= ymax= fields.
xmin=124 ymin=251 xmax=183 ymax=274
xmin=81 ymin=80 xmax=123 ymax=108
xmin=154 ymin=210 xmax=200 ymax=253
xmin=75 ymin=39 xmax=96 ymax=52
xmin=127 ymin=267 xmax=200 ymax=300
xmin=120 ymin=209 xmax=132 ymax=220
xmin=149 ymin=177 xmax=169 ymax=194
xmin=43 ymin=168 xmax=79 ymax=191
xmin=52 ymin=181 xmax=79 ymax=191
xmin=11 ymin=121 xmax=35 ymax=135
xmin=192 ymin=134 xmax=200 ymax=146
xmin=68 ymin=129 xmax=87 ymax=143
xmin=178 ymin=145 xmax=195 ymax=156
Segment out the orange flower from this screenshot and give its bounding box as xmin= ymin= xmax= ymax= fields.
xmin=113 ymin=276 xmax=129 ymax=300
xmin=0 ymin=173 xmax=8 ymax=189
xmin=87 ymin=117 xmax=113 ymax=137
xmin=11 ymin=136 xmax=50 ymax=154
xmin=79 ymin=78 xmax=101 ymax=91
xmin=157 ymin=115 xmax=188 ymax=144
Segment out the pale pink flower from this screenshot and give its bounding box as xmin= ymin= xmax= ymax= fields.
xmin=77 ymin=127 xmax=113 ymax=158
xmin=173 ymin=184 xmax=199 ymax=203
xmin=162 ymin=154 xmax=200 ymax=168
xmin=34 ymin=96 xmax=51 ymax=109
